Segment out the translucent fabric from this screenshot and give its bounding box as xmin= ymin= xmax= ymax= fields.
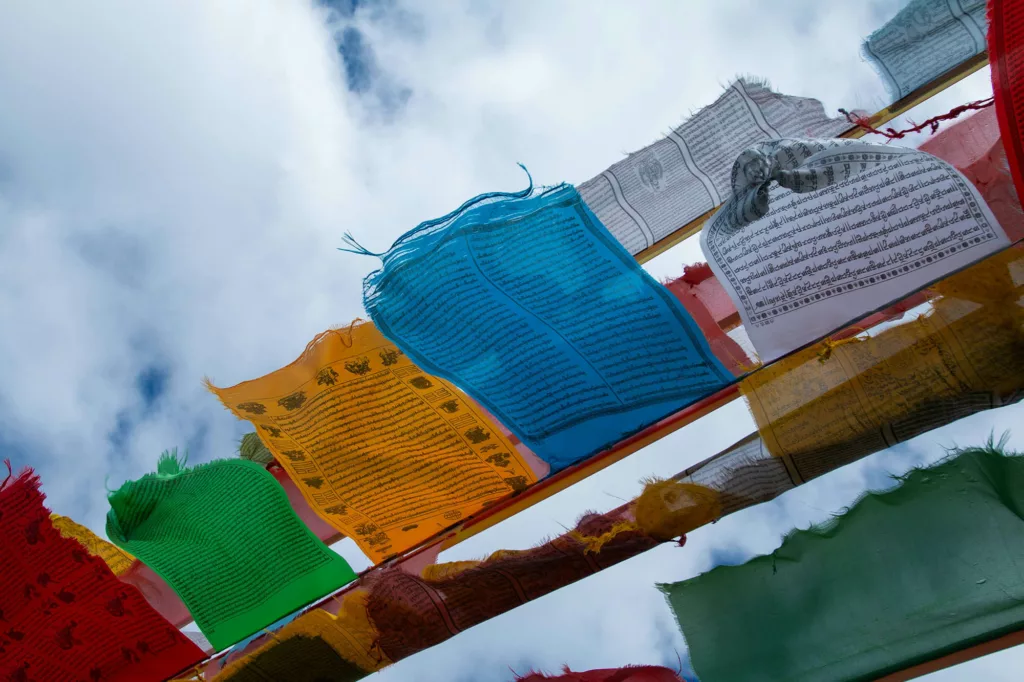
xmin=577 ymin=79 xmax=849 ymax=255
xmin=364 ymin=505 xmax=660 ymax=663
xmin=209 ymin=590 xmax=389 ymax=679
xmin=990 ymin=0 xmax=1024 ymax=201
xmin=50 ymin=513 xmax=135 ymax=576
xmin=660 ymin=445 xmax=1024 ymax=682
xmin=668 ymin=243 xmax=1024 ymax=521
xmin=361 ymin=182 xmax=732 ymax=472
xmin=863 ymin=0 xmax=987 ymax=100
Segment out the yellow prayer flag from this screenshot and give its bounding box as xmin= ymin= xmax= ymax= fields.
xmin=50 ymin=514 xmax=136 ymax=576
xmin=208 ymin=322 xmax=537 ymax=563
xmin=742 ymin=247 xmax=1024 ymax=483
xmin=216 ymin=591 xmax=391 ymax=680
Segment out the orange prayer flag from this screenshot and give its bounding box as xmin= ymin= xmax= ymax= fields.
xmin=208 ymin=322 xmax=537 ymax=563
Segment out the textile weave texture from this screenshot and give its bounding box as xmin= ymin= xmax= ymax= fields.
xmin=50 ymin=513 xmax=135 ymax=576
xmin=106 ymin=454 xmax=356 ymax=651
xmin=660 ymin=445 xmax=1024 ymax=682
xmin=366 ymin=506 xmax=661 ymax=662
xmin=209 ymin=322 xmax=535 ymax=564
xmin=990 ymin=0 xmax=1024 ymax=202
xmin=0 ymin=466 xmax=204 ymax=682
xmin=361 ymin=180 xmax=731 ymax=471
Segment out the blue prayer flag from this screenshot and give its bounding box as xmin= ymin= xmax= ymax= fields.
xmin=357 ymin=177 xmax=732 ymax=471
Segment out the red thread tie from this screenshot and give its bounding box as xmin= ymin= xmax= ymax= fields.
xmin=839 ymin=98 xmax=995 ymax=141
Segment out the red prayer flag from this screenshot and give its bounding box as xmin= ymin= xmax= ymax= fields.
xmin=365 ymin=507 xmax=660 ymax=663
xmin=0 ymin=464 xmax=204 ymax=682
xmin=990 ymin=0 xmax=1024 ymax=201
xmin=514 ymin=665 xmax=686 ymax=681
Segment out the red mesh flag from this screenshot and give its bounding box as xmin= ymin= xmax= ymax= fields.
xmin=0 ymin=465 xmax=204 ymax=682
xmin=990 ymin=0 xmax=1024 ymax=201
xmin=365 ymin=507 xmax=661 ymax=663
xmin=514 ymin=666 xmax=687 ymax=681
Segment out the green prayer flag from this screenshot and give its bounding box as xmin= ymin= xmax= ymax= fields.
xmin=659 ymin=444 xmax=1024 ymax=682
xmin=107 ymin=451 xmax=356 ymax=651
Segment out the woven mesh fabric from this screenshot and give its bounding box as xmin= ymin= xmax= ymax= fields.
xmin=0 ymin=466 xmax=204 ymax=682
xmin=106 ymin=454 xmax=356 ymax=650
xmin=361 ymin=181 xmax=731 ymax=472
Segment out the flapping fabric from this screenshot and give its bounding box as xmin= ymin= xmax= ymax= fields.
xmin=577 ymin=78 xmax=849 ymax=254
xmin=742 ymin=244 xmax=1024 ymax=484
xmin=0 ymin=465 xmax=204 ymax=681
xmin=365 ymin=506 xmax=661 ymax=662
xmin=633 ymin=479 xmax=721 ymax=541
xmin=918 ymin=104 xmax=1024 ymax=242
xmin=514 ymin=665 xmax=688 ymax=681
xmin=212 ymin=634 xmax=365 ymax=682
xmin=50 ymin=513 xmax=135 ymax=576
xmin=632 ymin=242 xmax=1024 ymax=545
xmin=990 ymin=0 xmax=1024 ymax=201
xmin=211 ymin=585 xmax=387 ymax=675
xmin=700 ymin=137 xmax=1008 ymax=360
xmin=360 ymin=180 xmax=732 ymax=472
xmin=863 ymin=0 xmax=987 ymax=100
xmin=660 ymin=444 xmax=1024 ymax=682
xmin=106 ymin=452 xmax=356 ymax=651
xmin=238 ymin=433 xmax=274 ymax=465
xmin=208 ymin=322 xmax=536 ymax=563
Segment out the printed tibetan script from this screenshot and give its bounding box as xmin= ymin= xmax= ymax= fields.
xmin=578 ymin=79 xmax=849 ymax=255
xmin=701 ymin=139 xmax=1008 ymax=361
xmin=863 ymin=0 xmax=987 ymax=101
xmin=209 ymin=323 xmax=536 ymax=564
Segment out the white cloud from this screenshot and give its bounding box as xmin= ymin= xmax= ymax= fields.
xmin=0 ymin=0 xmax=1018 ymax=679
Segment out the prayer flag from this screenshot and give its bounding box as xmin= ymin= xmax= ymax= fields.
xmin=365 ymin=506 xmax=660 ymax=663
xmin=863 ymin=0 xmax=987 ymax=100
xmin=660 ymin=444 xmax=1024 ymax=682
xmin=238 ymin=433 xmax=274 ymax=465
xmin=700 ymin=138 xmax=1007 ymax=360
xmin=212 ymin=634 xmax=366 ymax=682
xmin=0 ymin=465 xmax=204 ymax=682
xmin=918 ymin=104 xmax=1024 ymax=242
xmin=208 ymin=322 xmax=536 ymax=564
xmin=578 ymin=79 xmax=848 ymax=254
xmin=990 ymin=0 xmax=1024 ymax=202
xmin=514 ymin=666 xmax=688 ymax=681
xmin=106 ymin=452 xmax=356 ymax=651
xmin=742 ymin=244 xmax=1024 ymax=484
xmin=50 ymin=514 xmax=135 ymax=576
xmin=359 ymin=180 xmax=732 ymax=472
xmin=214 ymin=592 xmax=390 ymax=681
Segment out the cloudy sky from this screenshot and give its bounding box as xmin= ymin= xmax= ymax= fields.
xmin=1 ymin=0 xmax=1021 ymax=679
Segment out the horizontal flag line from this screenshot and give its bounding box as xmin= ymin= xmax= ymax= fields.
xmin=182 ymin=52 xmax=991 ymax=668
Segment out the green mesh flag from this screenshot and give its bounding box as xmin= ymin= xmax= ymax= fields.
xmin=659 ymin=444 xmax=1024 ymax=682
xmin=107 ymin=452 xmax=357 ymax=651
